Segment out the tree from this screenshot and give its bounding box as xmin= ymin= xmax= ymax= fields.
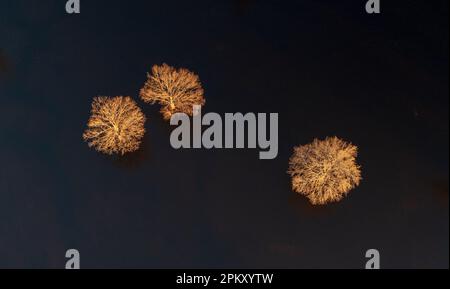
xmin=83 ymin=96 xmax=146 ymax=155
xmin=139 ymin=63 xmax=205 ymax=120
xmin=287 ymin=137 xmax=362 ymax=205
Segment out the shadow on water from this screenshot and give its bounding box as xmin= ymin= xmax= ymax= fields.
xmin=233 ymin=0 xmax=256 ymax=15
xmin=0 ymin=49 xmax=11 ymax=78
xmin=287 ymin=191 xmax=341 ymax=217
xmin=106 ymin=135 xmax=152 ymax=170
xmin=431 ymin=176 xmax=449 ymax=207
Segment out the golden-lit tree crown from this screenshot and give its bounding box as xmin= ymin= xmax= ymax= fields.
xmin=287 ymin=137 xmax=362 ymax=205
xmin=83 ymin=96 xmax=146 ymax=155
xmin=139 ymin=63 xmax=205 ymax=120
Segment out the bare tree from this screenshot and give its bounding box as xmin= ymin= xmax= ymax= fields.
xmin=140 ymin=63 xmax=205 ymax=120
xmin=83 ymin=96 xmax=146 ymax=155
xmin=287 ymin=137 xmax=362 ymax=205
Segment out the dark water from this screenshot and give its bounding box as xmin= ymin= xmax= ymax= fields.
xmin=0 ymin=0 xmax=448 ymax=268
